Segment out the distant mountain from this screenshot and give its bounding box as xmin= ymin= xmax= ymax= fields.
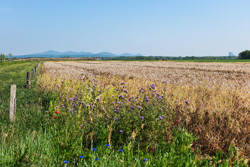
xmin=12 ymin=50 xmax=143 ymax=58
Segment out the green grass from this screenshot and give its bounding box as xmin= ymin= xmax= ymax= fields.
xmin=0 ymin=61 xmax=247 ymax=166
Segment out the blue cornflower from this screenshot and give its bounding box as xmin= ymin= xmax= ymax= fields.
xmin=105 ymin=144 xmax=110 ymax=147
xmin=92 ymin=148 xmax=97 ymax=151
xmin=143 ymin=158 xmax=147 ymax=162
xmin=95 ymin=158 xmax=99 ymax=161
xmin=119 ymin=149 xmax=124 ymax=152
xmin=80 ymin=156 xmax=84 ymax=158
xmin=64 ymin=160 xmax=69 ymax=163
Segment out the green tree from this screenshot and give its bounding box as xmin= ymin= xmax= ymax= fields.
xmin=8 ymin=53 xmax=13 ymax=61
xmin=238 ymin=50 xmax=250 ymax=59
xmin=0 ymin=53 xmax=6 ymax=62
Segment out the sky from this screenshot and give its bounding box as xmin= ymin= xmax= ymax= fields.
xmin=0 ymin=0 xmax=250 ymax=56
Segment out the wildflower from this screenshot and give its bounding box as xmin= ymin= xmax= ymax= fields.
xmin=84 ymin=122 xmax=86 ymax=124
xmin=118 ymin=95 xmax=124 ymax=99
xmin=159 ymin=116 xmax=164 ymax=120
xmin=69 ymin=97 xmax=74 ymax=102
xmin=145 ymin=97 xmax=149 ymax=102
xmin=55 ymin=111 xmax=60 ymax=114
xmin=96 ymin=98 xmax=100 ymax=102
xmin=53 ymin=116 xmax=57 ymax=119
xmin=115 ymin=118 xmax=118 ymax=121
xmin=143 ymin=158 xmax=147 ymax=162
xmin=163 ymin=80 xmax=168 ymax=83
xmin=153 ymin=103 xmax=156 ymax=106
xmin=95 ymin=158 xmax=99 ymax=161
xmin=115 ymin=108 xmax=119 ymax=113
xmin=120 ymin=130 xmax=123 ymax=133
xmin=120 ymin=82 xmax=125 ymax=85
xmin=92 ymin=148 xmax=97 ymax=151
xmin=124 ymin=89 xmax=128 ymax=93
xmin=157 ymin=96 xmax=162 ymax=100
xmin=153 ymin=90 xmax=156 ymax=92
xmin=130 ymin=106 xmax=135 ymax=110
xmin=64 ymin=160 xmax=69 ymax=163
xmin=151 ymin=84 xmax=155 ymax=89
xmin=117 ymin=101 xmax=121 ymax=105
xmin=162 ymin=106 xmax=165 ymax=108
xmin=80 ymin=125 xmax=83 ymax=127
xmin=133 ymin=157 xmax=137 ymax=160
xmin=105 ymin=144 xmax=110 ymax=147
xmin=80 ymin=156 xmax=84 ymax=158
xmin=119 ymin=149 xmax=124 ymax=152
xmin=123 ymin=85 xmax=125 ymax=88
xmin=185 ymin=100 xmax=190 ymax=105
xmin=140 ymin=116 xmax=144 ymax=121
xmin=45 ymin=111 xmax=49 ymax=114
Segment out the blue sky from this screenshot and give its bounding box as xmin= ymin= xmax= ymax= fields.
xmin=0 ymin=0 xmax=249 ymax=56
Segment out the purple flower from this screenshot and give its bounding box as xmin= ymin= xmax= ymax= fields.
xmin=124 ymin=89 xmax=128 ymax=93
xmin=185 ymin=100 xmax=190 ymax=105
xmin=115 ymin=118 xmax=118 ymax=121
xmin=80 ymin=125 xmax=83 ymax=127
xmin=70 ymin=97 xmax=74 ymax=102
xmin=120 ymin=130 xmax=123 ymax=133
xmin=123 ymin=85 xmax=125 ymax=88
xmin=157 ymin=96 xmax=162 ymax=100
xmin=84 ymin=122 xmax=86 ymax=124
xmin=153 ymin=103 xmax=156 ymax=106
xmin=115 ymin=108 xmax=119 ymax=113
xmin=151 ymin=84 xmax=155 ymax=89
xmin=163 ymin=80 xmax=168 ymax=83
xmin=159 ymin=116 xmax=163 ymax=120
xmin=74 ymin=96 xmax=78 ymax=100
xmin=140 ymin=116 xmax=144 ymax=121
xmin=145 ymin=97 xmax=149 ymax=102
xmin=120 ymin=82 xmax=125 ymax=85
xmin=162 ymin=106 xmax=165 ymax=108
xmin=118 ymin=95 xmax=124 ymax=99
xmin=133 ymin=157 xmax=137 ymax=160
xmin=130 ymin=106 xmax=135 ymax=110
xmin=143 ymin=158 xmax=147 ymax=162
xmin=96 ymin=98 xmax=100 ymax=102
xmin=117 ymin=101 xmax=121 ymax=105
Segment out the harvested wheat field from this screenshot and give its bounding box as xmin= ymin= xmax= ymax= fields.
xmin=40 ymin=61 xmax=250 ymax=164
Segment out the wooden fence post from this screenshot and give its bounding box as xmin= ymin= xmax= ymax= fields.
xmin=33 ymin=68 xmax=35 ymax=78
xmin=9 ymin=84 xmax=16 ymax=121
xmin=27 ymin=72 xmax=31 ymax=89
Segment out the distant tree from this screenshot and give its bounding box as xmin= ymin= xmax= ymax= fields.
xmin=238 ymin=50 xmax=250 ymax=59
xmin=1 ymin=53 xmax=6 ymax=62
xmin=8 ymin=53 xmax=12 ymax=61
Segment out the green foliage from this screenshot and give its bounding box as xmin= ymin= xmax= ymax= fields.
xmin=238 ymin=50 xmax=250 ymax=59
xmin=1 ymin=53 xmax=6 ymax=62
